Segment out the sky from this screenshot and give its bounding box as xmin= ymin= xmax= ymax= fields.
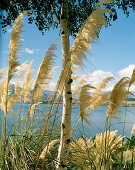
xmin=0 ymin=8 xmax=135 ymax=91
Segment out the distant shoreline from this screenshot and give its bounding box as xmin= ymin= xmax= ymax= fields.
xmin=102 ymin=101 xmax=135 ymax=107
xmin=38 ymin=101 xmax=135 ymax=107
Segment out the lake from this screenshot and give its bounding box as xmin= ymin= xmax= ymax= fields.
xmin=0 ymin=103 xmax=135 ymax=139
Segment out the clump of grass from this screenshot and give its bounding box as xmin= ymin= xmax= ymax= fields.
xmin=70 ymin=130 xmax=123 ymax=169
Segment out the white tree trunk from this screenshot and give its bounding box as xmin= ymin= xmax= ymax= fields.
xmin=56 ymin=1 xmax=72 ymax=169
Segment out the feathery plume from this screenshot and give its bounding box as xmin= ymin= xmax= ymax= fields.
xmin=88 ymin=92 xmax=110 ymax=110
xmin=30 ymin=102 xmax=41 ymax=117
xmin=71 ymin=65 xmax=83 ymax=72
xmin=15 ymin=61 xmax=28 ymax=93
xmin=39 ymin=139 xmax=59 ymax=159
xmin=70 ymin=0 xmax=113 ymax=69
xmin=15 ymin=80 xmax=20 ymax=93
xmin=20 ymin=61 xmax=33 ymax=102
xmin=8 ymin=11 xmax=29 ymax=81
xmin=107 ymin=77 xmax=129 ymax=118
xmin=16 ymin=60 xmax=28 ymax=78
xmin=96 ymin=77 xmax=114 ymax=92
xmin=0 ymin=79 xmax=7 ymax=114
xmin=79 ymin=84 xmax=95 ymax=124
xmin=71 ymin=130 xmax=123 ymax=169
xmin=7 ymin=93 xmax=20 ymax=113
xmin=72 ymin=79 xmax=86 ymax=99
xmin=33 ymin=43 xmax=57 ymax=99
xmin=24 ymin=79 xmax=34 ymax=102
xmin=42 ymin=66 xmax=58 ymax=91
xmin=86 ymin=77 xmax=113 ymax=112
xmin=71 ymin=75 xmax=82 ymax=81
xmin=22 ymin=60 xmax=33 ymax=94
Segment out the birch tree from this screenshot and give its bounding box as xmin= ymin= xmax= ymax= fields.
xmin=1 ymin=0 xmax=135 ymax=169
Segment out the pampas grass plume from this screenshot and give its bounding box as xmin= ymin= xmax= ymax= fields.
xmin=8 ymin=11 xmax=29 ymax=81
xmin=33 ymin=43 xmax=57 ymax=99
xmin=23 ymin=60 xmax=33 ymax=93
xmin=96 ymin=77 xmax=114 ymax=92
xmin=7 ymin=93 xmax=20 ymax=113
xmin=70 ymin=0 xmax=113 ymax=69
xmin=107 ymin=77 xmax=129 ymax=118
xmin=72 ymin=79 xmax=86 ymax=99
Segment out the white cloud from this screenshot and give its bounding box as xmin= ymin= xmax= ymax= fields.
xmin=86 ymin=70 xmax=114 ymax=87
xmin=118 ymin=65 xmax=135 ymax=78
xmin=76 ymin=65 xmax=135 ymax=92
xmin=24 ymin=48 xmax=40 ymax=54
xmin=25 ymin=48 xmax=34 ymax=54
xmin=72 ymin=70 xmax=115 ymax=91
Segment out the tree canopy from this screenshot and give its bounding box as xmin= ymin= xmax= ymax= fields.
xmin=0 ymin=0 xmax=135 ymax=37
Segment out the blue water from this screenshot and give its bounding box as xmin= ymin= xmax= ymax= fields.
xmin=0 ymin=103 xmax=135 ymax=139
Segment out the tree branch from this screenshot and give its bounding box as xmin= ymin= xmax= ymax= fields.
xmin=51 ymin=4 xmax=60 ymax=23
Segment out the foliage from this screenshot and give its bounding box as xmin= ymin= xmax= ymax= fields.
xmin=1 ymin=0 xmax=135 ymax=36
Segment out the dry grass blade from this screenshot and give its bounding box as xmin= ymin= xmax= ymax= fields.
xmin=107 ymin=77 xmax=129 ymax=118
xmin=39 ymin=139 xmax=59 ymax=159
xmin=8 ymin=11 xmax=30 ymax=81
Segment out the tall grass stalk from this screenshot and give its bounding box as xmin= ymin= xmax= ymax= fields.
xmin=2 ymin=11 xmax=29 ymax=168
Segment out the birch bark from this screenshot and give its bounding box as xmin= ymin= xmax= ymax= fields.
xmin=56 ymin=0 xmax=72 ymax=169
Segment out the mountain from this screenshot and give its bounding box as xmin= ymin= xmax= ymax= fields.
xmin=9 ymin=84 xmax=56 ymax=102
